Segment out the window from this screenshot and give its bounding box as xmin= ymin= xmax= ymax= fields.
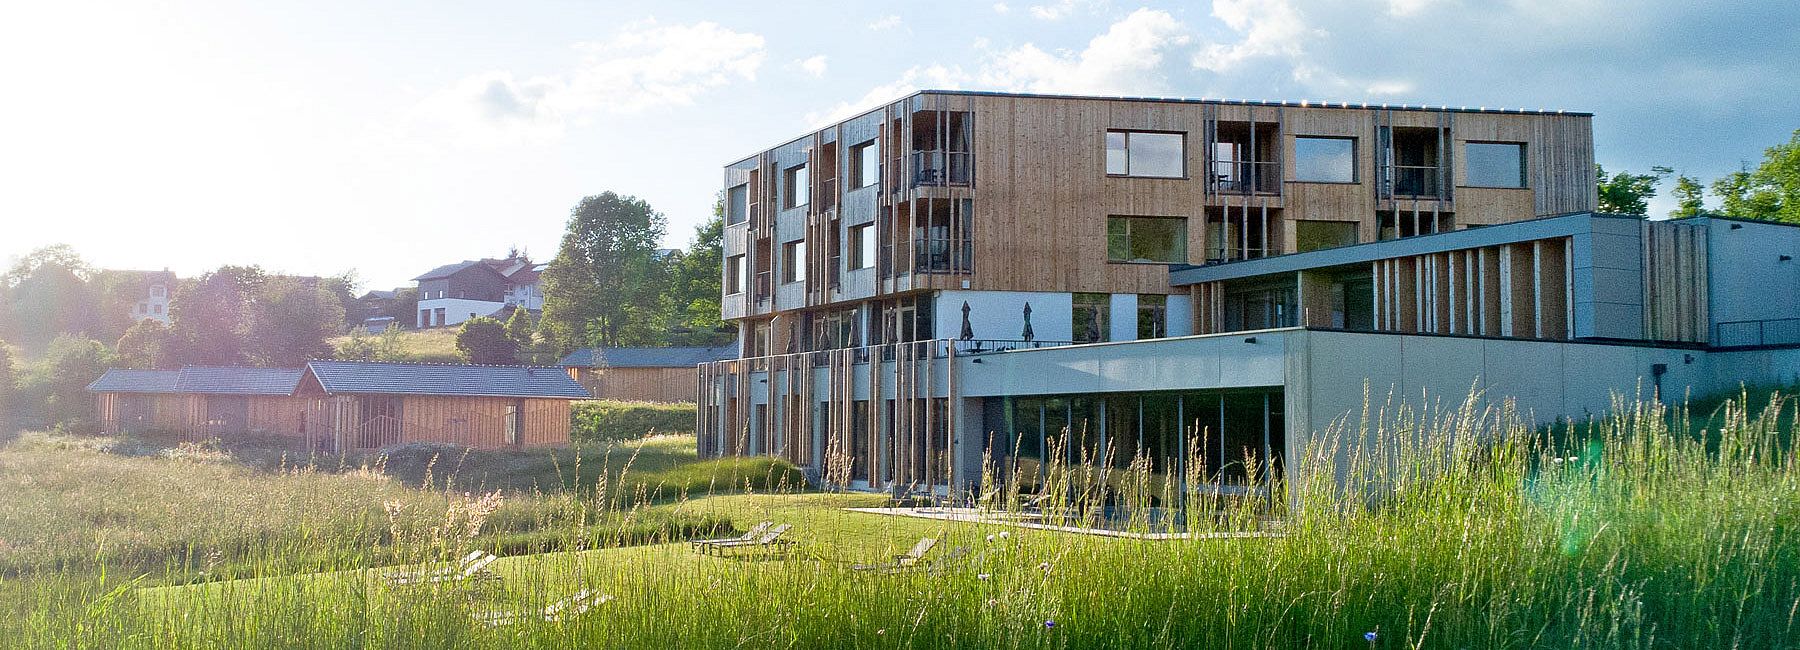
xmin=848 ymin=223 xmax=876 ymax=270
xmin=1107 ymin=216 xmax=1188 ymax=263
xmin=1294 ymin=220 xmax=1359 ymax=253
xmin=1294 ymin=136 xmax=1356 ymax=183
xmin=433 ymin=307 xmax=446 ymax=326
xmin=1465 ymin=142 xmax=1526 ymax=188
xmin=153 ymin=304 xmax=163 ymax=315
xmin=849 ymin=139 xmax=879 ymax=189
xmin=1105 ymin=130 xmax=1185 ymax=178
xmin=1137 ymin=294 xmax=1167 ymax=340
xmin=726 ymin=183 xmax=748 ymax=224
xmin=782 ymin=240 xmax=806 ymax=284
xmin=725 ymin=255 xmax=746 ymax=294
xmin=784 ymin=164 xmax=809 ymax=209
xmin=149 ymin=285 xmax=166 ymax=298
xmin=1072 ymin=293 xmax=1110 ymax=343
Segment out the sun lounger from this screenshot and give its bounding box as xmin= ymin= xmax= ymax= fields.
xmin=475 ymin=589 xmax=614 ymax=627
xmin=702 ymin=523 xmax=792 ymax=556
xmin=689 ymin=521 xmax=772 ymax=552
xmin=852 ymin=537 xmax=939 ymax=571
xmin=384 ymin=550 xmax=500 ymax=587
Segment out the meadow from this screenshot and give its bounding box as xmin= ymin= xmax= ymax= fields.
xmin=1 ymin=390 xmax=1797 ymax=648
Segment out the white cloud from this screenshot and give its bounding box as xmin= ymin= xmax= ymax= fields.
xmin=980 ymin=8 xmax=1191 ymax=94
xmin=419 ymin=19 xmax=764 ymax=143
xmin=1028 ymin=0 xmax=1103 ymax=20
xmin=798 ymin=55 xmax=828 ymax=78
xmin=805 ymin=64 xmax=970 ymax=127
xmin=1385 ymin=0 xmax=1442 ymax=16
xmin=1191 ymin=0 xmax=1319 ymax=73
xmin=868 ymin=15 xmax=902 ymax=30
xmin=993 ymin=2 xmax=1011 ymax=14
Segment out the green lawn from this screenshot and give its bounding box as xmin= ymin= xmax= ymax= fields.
xmin=5 ymin=390 xmax=1800 ymax=648
xmin=329 ymin=326 xmax=464 ymax=363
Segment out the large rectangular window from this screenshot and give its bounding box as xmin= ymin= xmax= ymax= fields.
xmin=725 ymin=254 xmax=746 ymax=294
xmin=849 ymin=139 xmax=879 ymax=189
xmin=1105 ymin=130 xmax=1185 ymax=178
xmin=1137 ymin=294 xmax=1167 ymax=340
xmin=847 ymin=223 xmax=876 ymax=270
xmin=1107 ymin=216 xmax=1188 ymax=263
xmin=1294 ymin=136 xmax=1356 ymax=183
xmin=782 ymin=240 xmax=806 ymax=284
xmin=783 ymin=164 xmax=809 ymax=209
xmin=1294 ymin=220 xmax=1359 ymax=253
xmin=1465 ymin=142 xmax=1526 ymax=188
xmin=726 ymin=183 xmax=748 ymax=224
xmin=1072 ymin=292 xmax=1110 ymax=344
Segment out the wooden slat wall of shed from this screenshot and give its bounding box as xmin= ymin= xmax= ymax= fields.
xmin=593 ymin=367 xmax=700 ymax=403
xmin=523 ymin=398 xmax=571 ymax=446
xmin=247 ymin=396 xmax=308 ymax=436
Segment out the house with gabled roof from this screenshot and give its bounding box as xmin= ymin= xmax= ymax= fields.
xmin=90 ymin=360 xmax=589 ymax=450
xmin=558 ymin=344 xmax=739 ymax=402
xmin=412 ymin=254 xmax=548 ymax=329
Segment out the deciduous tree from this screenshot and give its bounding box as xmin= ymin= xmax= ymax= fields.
xmin=249 ymin=276 xmax=345 ymax=366
xmin=455 ymin=316 xmax=517 ymax=364
xmin=1670 ymin=174 xmax=1707 ymax=219
xmin=1595 ymin=164 xmax=1672 ymax=216
xmin=539 ymin=192 xmax=667 ymax=353
xmin=1712 ymin=130 xmax=1800 ymax=223
xmin=116 ymin=319 xmax=172 ymax=369
xmin=166 ymin=266 xmax=263 ymax=366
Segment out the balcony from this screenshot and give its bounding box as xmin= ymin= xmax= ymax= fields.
xmin=1209 ymin=160 xmax=1280 ymax=195
xmin=911 ymin=150 xmax=973 ymax=187
xmin=1388 ymin=165 xmax=1443 ymax=199
xmin=912 ymin=237 xmax=973 ymax=274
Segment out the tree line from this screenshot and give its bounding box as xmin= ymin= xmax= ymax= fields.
xmin=1597 ymin=129 xmax=1800 ymax=220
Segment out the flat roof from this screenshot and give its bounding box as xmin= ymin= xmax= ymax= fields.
xmin=728 ymin=89 xmax=1593 ymax=167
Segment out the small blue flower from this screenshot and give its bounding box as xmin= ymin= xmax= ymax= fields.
xmin=1044 ymin=620 xmax=1056 ymax=630
xmin=1365 ymin=630 xmax=1378 ymax=643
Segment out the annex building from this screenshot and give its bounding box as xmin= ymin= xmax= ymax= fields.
xmin=694 ymin=90 xmax=1800 ymax=497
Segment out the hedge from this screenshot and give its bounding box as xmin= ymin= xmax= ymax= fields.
xmin=571 ymin=400 xmax=697 ymax=443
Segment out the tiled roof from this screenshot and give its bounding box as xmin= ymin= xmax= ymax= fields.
xmin=87 ymin=369 xmax=180 ymax=393
xmin=558 ymin=344 xmax=739 ymax=368
xmin=412 ymin=260 xmax=495 ymax=281
xmin=305 ymin=360 xmax=590 ymax=399
xmin=86 ymin=367 xmax=304 ymax=395
xmin=174 ymin=367 xmax=305 ymax=395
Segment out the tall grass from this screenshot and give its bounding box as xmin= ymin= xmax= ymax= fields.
xmin=3 ymin=391 xmax=1798 ymax=648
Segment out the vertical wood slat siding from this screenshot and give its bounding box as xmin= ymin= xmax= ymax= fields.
xmin=576 ymin=367 xmax=700 ymax=403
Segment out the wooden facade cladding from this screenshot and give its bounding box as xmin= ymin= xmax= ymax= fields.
xmin=725 ymin=91 xmax=1595 ymax=324
xmin=1368 ymin=238 xmax=1574 ymax=339
xmin=295 ymin=391 xmax=572 ymax=451
xmin=97 ymin=393 xmax=309 ymax=439
xmin=568 ymin=367 xmax=699 ymax=403
xmin=1642 ymin=220 xmax=1709 ymax=343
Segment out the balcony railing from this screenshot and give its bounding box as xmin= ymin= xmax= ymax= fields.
xmin=752 ymin=270 xmax=772 ymax=302
xmin=1386 ymin=165 xmax=1443 ymax=198
xmin=912 ymin=237 xmax=973 ymax=274
xmin=1209 ymin=160 xmax=1280 ymax=195
xmin=911 ymin=150 xmax=973 ymax=187
xmin=1714 ymin=318 xmax=1800 ymax=347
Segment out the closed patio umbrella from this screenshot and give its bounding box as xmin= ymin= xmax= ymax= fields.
xmin=1021 ymin=302 xmax=1034 ymax=342
xmin=960 ymin=301 xmax=975 ymax=340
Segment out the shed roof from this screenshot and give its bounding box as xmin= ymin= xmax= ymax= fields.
xmin=305 ymin=360 xmax=589 ymax=399
xmin=558 ymin=344 xmax=739 ymax=368
xmin=175 ymin=366 xmax=305 ymax=395
xmin=87 ymin=369 xmax=180 ymax=393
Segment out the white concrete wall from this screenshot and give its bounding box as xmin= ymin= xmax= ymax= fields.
xmin=935 ymin=290 xmax=1073 ymax=343
xmin=1166 ymin=293 xmax=1195 ymax=337
xmin=1109 ymin=294 xmax=1138 ymax=342
xmin=417 ymin=298 xmax=506 ymax=328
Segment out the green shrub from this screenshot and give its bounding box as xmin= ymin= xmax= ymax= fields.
xmin=570 ymin=400 xmax=695 ymax=443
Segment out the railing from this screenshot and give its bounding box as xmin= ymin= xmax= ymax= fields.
xmin=827 ymin=253 xmax=842 ymax=288
xmin=752 ymin=271 xmax=772 ymax=304
xmin=951 ymin=339 xmax=1076 ymax=355
xmin=911 ymin=150 xmax=973 ymax=187
xmin=1208 ymin=160 xmax=1280 ymax=195
xmin=912 ymin=237 xmax=973 ymax=274
xmin=1386 ymin=165 xmax=1443 ymax=198
xmin=1714 ymin=318 xmax=1800 ymax=347
xmin=710 ymin=338 xmax=1080 ymax=374
xmin=817 ymin=177 xmax=838 ymax=211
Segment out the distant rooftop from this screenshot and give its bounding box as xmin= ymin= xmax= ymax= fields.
xmin=559 ymin=344 xmax=740 ymax=369
xmin=305 ymin=360 xmax=589 ymax=399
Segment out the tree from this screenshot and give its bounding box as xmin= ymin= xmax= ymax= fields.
xmin=1595 ymin=164 xmax=1672 ymax=217
xmin=0 ymin=340 xmax=14 ymax=421
xmin=0 ymin=245 xmax=101 ymax=349
xmin=248 ymin=276 xmax=345 ymax=366
xmin=504 ymin=306 xmax=535 ymax=348
xmin=1711 ymin=130 xmax=1800 ymax=223
xmin=665 ymin=201 xmax=732 ymax=346
xmin=32 ymin=335 xmax=110 ymax=431
xmin=319 ymin=271 xmax=361 ymax=328
xmin=455 ymin=316 xmax=517 ymax=364
xmin=1670 ymin=174 xmax=1707 ymax=219
xmin=166 ymin=266 xmax=263 ymax=366
xmin=539 ymin=192 xmax=668 ymax=353
xmin=116 ymin=319 xmax=171 ymax=369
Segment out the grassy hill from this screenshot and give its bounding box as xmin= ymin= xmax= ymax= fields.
xmin=329 ymin=327 xmax=464 ymax=363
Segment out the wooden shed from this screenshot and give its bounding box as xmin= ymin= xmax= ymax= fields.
xmin=559 ymin=344 xmax=737 ymax=403
xmin=89 ymin=367 xmax=308 ymax=439
xmin=299 ymin=360 xmax=589 ymax=451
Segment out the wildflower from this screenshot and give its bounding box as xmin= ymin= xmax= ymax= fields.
xmin=877 ymin=629 xmax=886 ymax=636
xmin=1037 ymin=561 xmax=1052 ymax=574
xmin=1044 ymin=620 xmax=1056 ymax=630
xmin=998 ymin=531 xmax=1010 ymax=539
xmin=986 ymin=534 xmax=996 ymax=542
xmin=1551 ymin=458 xmax=1564 ymax=464
xmin=1365 ymin=630 xmax=1378 ymax=645
xmin=978 ymin=573 xmax=992 ymax=581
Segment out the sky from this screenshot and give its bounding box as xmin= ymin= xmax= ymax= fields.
xmin=2 ymin=0 xmax=1796 ymax=291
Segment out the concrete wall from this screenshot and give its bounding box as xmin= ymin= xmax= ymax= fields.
xmin=934 ymin=290 xmax=1073 ymax=343
xmin=1707 ymin=218 xmax=1800 ymax=344
xmin=416 ymin=298 xmax=506 ymax=328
